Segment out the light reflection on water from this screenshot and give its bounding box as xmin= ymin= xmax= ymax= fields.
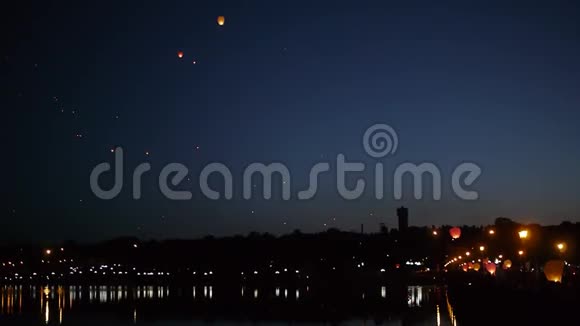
xmin=0 ymin=284 xmax=458 ymax=325
xmin=408 ymin=285 xmax=426 ymax=307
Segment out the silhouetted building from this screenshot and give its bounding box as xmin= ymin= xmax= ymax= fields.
xmin=397 ymin=206 xmax=408 ymax=231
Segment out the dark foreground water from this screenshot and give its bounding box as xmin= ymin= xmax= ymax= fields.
xmin=0 ymin=285 xmax=458 ymax=326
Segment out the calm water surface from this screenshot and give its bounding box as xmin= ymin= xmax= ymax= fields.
xmin=0 ymin=285 xmax=458 ymax=326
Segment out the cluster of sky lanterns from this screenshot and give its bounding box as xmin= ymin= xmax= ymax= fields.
xmin=455 ymin=258 xmax=504 ymax=275
xmin=443 ymin=227 xmax=570 ymax=283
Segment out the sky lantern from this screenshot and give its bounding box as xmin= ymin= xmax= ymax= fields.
xmin=449 ymin=227 xmax=461 ymax=240
xmin=467 ymin=262 xmax=474 ymax=269
xmin=177 ymin=51 xmax=184 ymax=59
xmin=556 ymin=242 xmax=566 ymax=253
xmin=462 ymin=265 xmax=468 ymax=272
xmin=503 ymin=259 xmax=512 ymax=270
xmin=485 ymin=262 xmax=496 ymax=275
xmin=544 ymin=260 xmax=564 ymax=283
xmin=473 ymin=263 xmax=481 ymax=271
xmin=217 ymin=16 xmax=225 ymax=26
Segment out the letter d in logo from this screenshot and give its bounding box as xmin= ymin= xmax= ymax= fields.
xmin=90 ymin=147 xmax=124 ymax=200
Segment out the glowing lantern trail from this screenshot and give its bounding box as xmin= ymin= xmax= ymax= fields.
xmin=544 ymin=260 xmax=564 ymax=283
xmin=449 ymin=227 xmax=461 ymax=240
xmin=217 ymin=16 xmax=225 ymax=26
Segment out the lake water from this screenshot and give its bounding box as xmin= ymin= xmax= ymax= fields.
xmin=0 ymin=285 xmax=458 ymax=325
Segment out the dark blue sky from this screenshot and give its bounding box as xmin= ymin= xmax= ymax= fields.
xmin=3 ymin=0 xmax=580 ymax=242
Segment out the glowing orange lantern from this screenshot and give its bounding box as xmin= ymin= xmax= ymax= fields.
xmin=485 ymin=262 xmax=496 ymax=275
xmin=217 ymin=16 xmax=225 ymax=26
xmin=544 ymin=260 xmax=564 ymax=283
xmin=473 ymin=263 xmax=481 ymax=271
xmin=503 ymin=260 xmax=512 ymax=270
xmin=462 ymin=265 xmax=468 ymax=272
xmin=177 ymin=51 xmax=184 ymax=59
xmin=449 ymin=227 xmax=461 ymax=240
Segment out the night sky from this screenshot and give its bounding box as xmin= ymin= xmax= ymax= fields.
xmin=3 ymin=0 xmax=580 ymax=243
